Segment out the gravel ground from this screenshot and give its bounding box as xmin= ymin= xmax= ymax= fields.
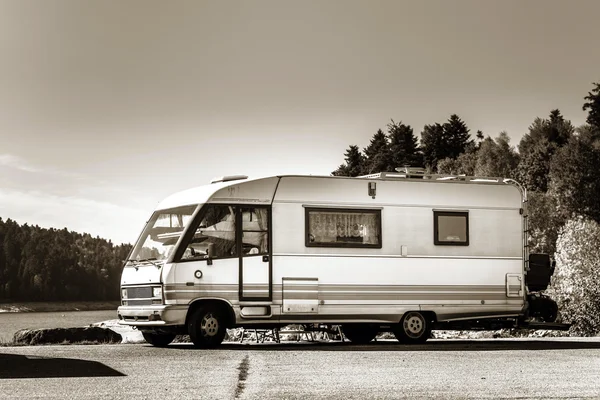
xmin=1 ymin=338 xmax=600 ymax=399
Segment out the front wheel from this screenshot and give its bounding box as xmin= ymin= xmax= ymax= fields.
xmin=188 ymin=306 xmax=227 ymax=348
xmin=393 ymin=312 xmax=432 ymax=344
xmin=142 ymin=332 xmax=176 ymax=347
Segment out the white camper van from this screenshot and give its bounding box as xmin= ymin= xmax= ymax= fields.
xmin=118 ymin=171 xmax=560 ymax=347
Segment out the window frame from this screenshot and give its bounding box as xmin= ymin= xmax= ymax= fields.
xmin=304 ymin=207 xmax=382 ymax=249
xmin=433 ymin=210 xmax=470 ymax=246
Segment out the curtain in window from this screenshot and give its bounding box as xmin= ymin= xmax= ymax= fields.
xmin=309 ymin=211 xmax=379 ymax=244
xmin=255 ymin=208 xmax=268 ymax=252
xmin=241 ymin=208 xmax=269 ymax=253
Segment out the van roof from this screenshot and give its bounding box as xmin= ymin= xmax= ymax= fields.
xmin=155 ymin=173 xmax=524 ymax=211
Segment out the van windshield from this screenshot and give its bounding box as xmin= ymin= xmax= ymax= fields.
xmin=127 ymin=205 xmax=199 ymax=263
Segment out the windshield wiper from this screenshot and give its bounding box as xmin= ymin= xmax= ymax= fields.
xmin=125 ymin=258 xmax=162 ymax=269
xmin=139 ymin=258 xmax=161 ymax=268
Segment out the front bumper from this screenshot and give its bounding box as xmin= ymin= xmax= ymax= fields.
xmin=117 ymin=304 xmax=188 ymax=326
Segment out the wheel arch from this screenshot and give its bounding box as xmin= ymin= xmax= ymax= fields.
xmin=399 ymin=310 xmax=438 ymax=323
xmin=185 ymin=298 xmax=236 ymax=328
xmin=419 ymin=310 xmax=438 ymax=323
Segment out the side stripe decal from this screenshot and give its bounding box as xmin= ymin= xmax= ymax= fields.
xmin=164 ymin=283 xmax=509 ymax=302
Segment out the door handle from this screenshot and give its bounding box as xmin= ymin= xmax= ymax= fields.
xmin=262 ymin=255 xmax=269 ymax=262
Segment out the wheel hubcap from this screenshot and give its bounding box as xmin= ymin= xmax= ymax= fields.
xmin=201 ymin=313 xmax=219 ymax=337
xmin=404 ymin=313 xmax=425 ymax=338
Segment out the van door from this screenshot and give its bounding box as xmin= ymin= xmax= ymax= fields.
xmin=172 ymin=204 xmax=239 ymax=304
xmin=238 ymin=206 xmax=272 ymax=301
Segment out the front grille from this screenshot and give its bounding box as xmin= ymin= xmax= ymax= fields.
xmin=126 ymin=299 xmax=154 ymax=306
xmin=126 ymin=286 xmax=153 ymax=299
xmin=123 ymin=316 xmax=149 ymax=321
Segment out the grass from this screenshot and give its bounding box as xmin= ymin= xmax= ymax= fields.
xmin=1 ymin=339 xmax=121 ymax=347
xmin=0 ymin=301 xmax=120 ymax=313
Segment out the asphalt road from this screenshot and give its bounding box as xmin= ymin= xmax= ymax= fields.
xmin=2 ymin=338 xmax=600 ymax=399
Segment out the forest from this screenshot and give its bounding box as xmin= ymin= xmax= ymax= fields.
xmin=1 ymin=82 xmax=599 ymax=334
xmin=0 ymin=219 xmax=132 ymax=301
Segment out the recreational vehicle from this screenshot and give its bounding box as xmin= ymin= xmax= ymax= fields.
xmin=118 ymin=170 xmax=560 ymax=347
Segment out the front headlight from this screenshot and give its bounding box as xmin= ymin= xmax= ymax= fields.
xmin=152 ymin=286 xmax=162 ymax=298
xmin=121 ymin=288 xmax=127 ymax=299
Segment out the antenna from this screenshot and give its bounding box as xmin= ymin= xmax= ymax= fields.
xmin=210 ymin=175 xmax=248 ymax=184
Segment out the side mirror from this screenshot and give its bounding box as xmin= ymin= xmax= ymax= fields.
xmin=205 ymin=243 xmax=214 ymax=265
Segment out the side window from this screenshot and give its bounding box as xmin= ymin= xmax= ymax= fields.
xmin=305 ymin=208 xmax=381 ymax=248
xmin=181 ymin=205 xmax=238 ymax=260
xmin=241 ymin=207 xmax=269 ymax=256
xmin=434 ymin=211 xmax=469 ymax=246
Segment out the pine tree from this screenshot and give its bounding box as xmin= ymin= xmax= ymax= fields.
xmin=420 ymin=123 xmax=445 ymax=170
xmin=443 ymin=114 xmax=473 ymax=160
xmin=421 ymin=115 xmax=473 ymax=170
xmin=363 ymin=129 xmax=391 ymax=174
xmin=387 ymin=120 xmax=423 ymax=169
xmin=332 ymin=145 xmax=365 ymax=177
xmin=583 ymin=82 xmax=600 ymax=130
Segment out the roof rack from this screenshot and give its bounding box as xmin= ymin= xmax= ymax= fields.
xmin=359 ymin=166 xmax=427 ymax=180
xmin=357 ymin=167 xmax=510 ymax=185
xmin=357 ymin=171 xmax=527 ymax=200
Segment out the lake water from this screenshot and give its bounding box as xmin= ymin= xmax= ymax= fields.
xmin=0 ymin=310 xmax=118 ymax=342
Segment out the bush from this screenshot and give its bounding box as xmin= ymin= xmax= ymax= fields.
xmin=550 ymin=216 xmax=600 ymax=336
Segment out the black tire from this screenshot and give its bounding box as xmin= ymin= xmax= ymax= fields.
xmin=393 ymin=312 xmax=431 ymax=344
xmin=142 ymin=332 xmax=176 ymax=347
xmin=541 ymin=299 xmax=558 ymax=322
xmin=342 ymin=324 xmax=378 ymax=344
xmin=188 ymin=306 xmax=227 ymax=348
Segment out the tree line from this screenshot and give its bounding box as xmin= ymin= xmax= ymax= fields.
xmin=0 ymin=218 xmax=132 ymax=302
xmin=332 ymin=82 xmax=600 ymax=334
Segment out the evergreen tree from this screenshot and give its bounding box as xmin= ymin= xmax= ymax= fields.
xmin=387 ymin=120 xmax=423 ymax=169
xmin=583 ymin=82 xmax=600 ymax=130
xmin=443 ymin=114 xmax=473 ymax=160
xmin=363 ymin=129 xmax=391 ymax=174
xmin=421 ymin=115 xmax=472 ymax=170
xmin=331 ymin=145 xmax=365 ymax=177
xmin=421 ymin=123 xmax=446 ymax=170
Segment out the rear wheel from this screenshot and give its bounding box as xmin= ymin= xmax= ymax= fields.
xmin=142 ymin=332 xmax=176 ymax=347
xmin=394 ymin=312 xmax=431 ymax=344
xmin=188 ymin=306 xmax=227 ymax=348
xmin=342 ymin=324 xmax=378 ymax=344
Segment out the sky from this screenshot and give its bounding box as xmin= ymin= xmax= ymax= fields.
xmin=1 ymin=0 xmax=599 ymax=244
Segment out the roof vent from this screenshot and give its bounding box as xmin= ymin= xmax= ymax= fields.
xmin=395 ymin=166 xmax=426 ymax=178
xmin=210 ymin=175 xmax=248 ymax=184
